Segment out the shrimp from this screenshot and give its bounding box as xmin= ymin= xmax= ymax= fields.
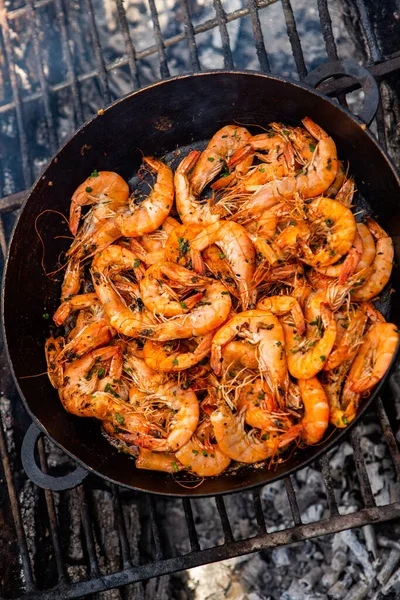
xmin=351 ymin=217 xmax=393 ymax=301
xmin=356 ymin=222 xmax=375 ymax=271
xmin=270 ymin=122 xmax=316 ymax=165
xmin=221 ymin=340 xmax=258 ymax=372
xmin=320 ymin=359 xmax=357 ymax=427
xmin=92 ymin=244 xmax=145 ymax=281
xmin=139 ymin=262 xmax=209 ymax=316
xmin=143 ymin=333 xmax=213 ymax=372
xmin=116 ymin=157 xmax=174 ymax=237
xmin=323 ymin=305 xmax=368 ymax=370
xmin=56 ymin=318 xmax=115 ymax=362
xmin=203 ymin=244 xmax=240 ymax=299
xmin=256 ymin=295 xmax=306 ymax=335
xmin=135 ymin=382 xmax=200 ymax=452
xmin=92 ymin=271 xmax=156 ymax=337
xmin=298 ymin=378 xmax=329 ymax=444
xmin=210 ymin=403 xmax=298 ymax=463
xmin=164 ymin=222 xmax=205 ymax=268
xmin=325 ymin=161 xmax=346 ymax=198
xmin=335 ymin=177 xmax=355 ymax=208
xmin=210 ymin=310 xmax=288 ymax=403
xmin=53 ymin=293 xmax=99 ymax=326
xmin=190 ymin=220 xmax=256 ymax=309
xmin=190 ymin=125 xmax=252 ymax=195
xmin=45 ymin=335 xmax=64 ymax=388
xmin=143 ymin=280 xmax=232 ymax=341
xmin=236 ymin=379 xmax=293 ymax=432
xmin=175 ymin=151 xmax=221 ymax=225
xmin=69 ymin=171 xmax=129 ymax=236
xmin=61 ymin=257 xmax=83 ymax=300
xmin=345 ymin=322 xmax=399 ymax=393
xmin=176 ymin=420 xmax=231 ymax=476
xmin=236 ymin=117 xmax=338 ymax=220
xmin=315 ymin=232 xmax=363 ymax=283
xmin=136 ymin=449 xmax=183 ymax=473
xmin=300 ymin=197 xmax=357 ymax=268
xmin=139 ymin=216 xmax=179 ymax=253
xmin=283 ymin=303 xmax=337 ymax=378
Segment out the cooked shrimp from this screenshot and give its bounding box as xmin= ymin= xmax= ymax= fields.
xmin=283 ymin=303 xmax=337 ymax=378
xmin=136 ymin=449 xmax=183 ymax=473
xmin=56 ymin=318 xmax=115 ymax=362
xmin=210 ymin=403 xmax=298 ymax=463
xmin=256 ymin=295 xmax=305 ymax=335
xmin=190 ymin=220 xmax=256 ymax=309
xmin=175 ymin=151 xmax=221 ymax=225
xmin=236 ymin=117 xmax=338 ymax=220
xmin=143 ymin=280 xmax=232 ymax=341
xmin=139 ymin=262 xmax=209 ymax=317
xmin=300 ymin=197 xmax=357 ymax=268
xmin=210 ymin=310 xmax=288 ymax=403
xmin=69 ymin=171 xmax=129 ymax=236
xmin=53 ymin=293 xmax=99 ymax=326
xmin=221 ymin=340 xmax=258 ymax=372
xmin=61 ymin=257 xmax=83 ymax=300
xmin=92 ymin=271 xmax=156 ymax=337
xmin=316 ymin=231 xmax=363 ymax=283
xmin=356 ymin=222 xmax=375 ymax=271
xmin=203 ymin=245 xmax=240 ymax=299
xmin=143 ymin=333 xmax=213 ymax=372
xmin=45 ymin=335 xmax=64 ymax=388
xmin=176 ymin=420 xmax=231 ymax=476
xmin=190 ymin=125 xmax=251 ymax=195
xmin=270 ymin=122 xmax=316 ymax=165
xmin=164 ymin=222 xmax=204 ymax=268
xmin=345 ymin=322 xmax=399 ymax=393
xmin=116 ymin=157 xmax=174 ymax=237
xmin=140 ymin=216 xmax=179 ymax=253
xmin=335 ymin=177 xmax=355 ymax=208
xmin=237 ymin=378 xmax=293 ymax=432
xmin=325 ymin=161 xmax=346 ymax=198
xmin=320 ymin=359 xmax=356 ymax=427
xmin=324 ymin=305 xmax=368 ymax=370
xmin=351 ymin=217 xmax=393 ymax=301
xmin=298 ymin=378 xmax=329 ymax=444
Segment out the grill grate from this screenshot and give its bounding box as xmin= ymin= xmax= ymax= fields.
xmin=0 ymin=0 xmax=400 ymax=598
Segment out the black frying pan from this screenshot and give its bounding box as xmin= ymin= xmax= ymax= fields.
xmin=3 ymin=66 xmax=400 ymax=497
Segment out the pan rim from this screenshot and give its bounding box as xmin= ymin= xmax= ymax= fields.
xmin=2 ymin=69 xmax=400 ymax=497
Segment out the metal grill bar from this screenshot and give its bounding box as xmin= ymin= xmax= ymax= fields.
xmin=148 ymin=495 xmax=164 ymax=560
xmin=54 ymin=0 xmax=84 ymax=126
xmin=317 ymin=0 xmax=339 ymax=60
xmin=148 ymin=0 xmax=170 ymax=79
xmin=248 ymin=0 xmax=271 ymax=73
xmin=182 ymin=498 xmax=200 ymax=552
xmin=115 ymin=0 xmax=140 ymax=89
xmin=111 ymin=485 xmax=133 ymax=569
xmin=354 ymin=0 xmax=382 ymax=62
xmin=319 ymin=454 xmax=340 ymax=517
xmin=0 ymin=418 xmax=35 ymax=591
xmin=376 ymin=396 xmax=400 ymax=480
xmin=37 ymin=440 xmax=67 ymax=583
xmin=215 ymin=496 xmax=234 ymax=543
xmin=280 ymin=0 xmax=307 ymax=79
xmin=350 ymin=427 xmax=376 ymax=509
xmin=11 ymin=504 xmax=400 ymax=600
xmin=284 ymin=476 xmax=302 ymax=525
xmin=0 ymin=0 xmax=31 ymax=187
xmin=213 ymin=0 xmax=234 ymax=69
xmin=27 ymin=0 xmax=58 ymax=154
xmin=179 ymin=0 xmax=201 ymax=72
xmin=252 ymin=488 xmax=267 ymax=535
xmin=85 ymin=0 xmax=111 ymax=104
xmin=79 ymin=486 xmax=101 ymax=577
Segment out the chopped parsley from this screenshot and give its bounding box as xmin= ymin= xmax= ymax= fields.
xmin=133 ymin=258 xmax=141 ymax=268
xmin=85 ymin=186 xmax=93 ymax=193
xmin=42 ymin=313 xmax=50 ymax=320
xmin=261 ymin=433 xmax=270 ymax=441
xmin=171 ymin=462 xmax=179 ymax=472
xmin=90 ymin=169 xmax=100 ymax=177
xmin=208 ymin=157 xmax=215 ymax=162
xmin=309 ymin=143 xmax=316 ymax=152
xmin=192 ymin=449 xmax=199 ymax=456
xmin=172 ymin=358 xmax=179 ymax=366
xmin=115 ymin=412 xmax=125 ymax=425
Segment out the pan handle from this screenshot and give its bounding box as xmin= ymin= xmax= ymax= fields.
xmin=304 ymin=59 xmax=379 ymax=127
xmin=21 ymin=423 xmax=88 ymax=490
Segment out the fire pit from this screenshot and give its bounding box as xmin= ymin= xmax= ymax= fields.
xmin=0 ymin=0 xmax=400 ymax=598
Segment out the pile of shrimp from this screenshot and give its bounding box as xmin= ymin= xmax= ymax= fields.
xmin=45 ymin=117 xmax=399 ymax=479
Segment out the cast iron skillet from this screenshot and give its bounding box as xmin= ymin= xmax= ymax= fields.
xmin=3 ymin=66 xmax=400 ymax=497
